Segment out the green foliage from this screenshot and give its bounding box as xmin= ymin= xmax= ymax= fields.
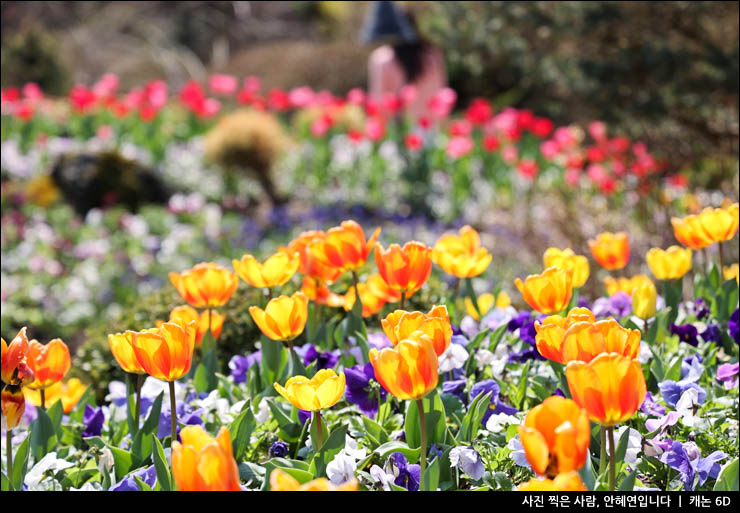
xmin=0 ymin=26 xmax=70 ymax=94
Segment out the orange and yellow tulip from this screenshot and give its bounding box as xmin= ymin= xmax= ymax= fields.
xmin=282 ymin=231 xmax=342 ymax=283
xmin=646 ymin=246 xmax=692 ymax=281
xmin=131 ymin=322 xmax=196 ymax=382
xmin=308 ymin=220 xmax=381 ymax=273
xmin=559 ymin=319 xmax=641 ymax=364
xmin=343 ymin=274 xmax=400 ymax=317
xmin=169 ymin=262 xmax=238 ymax=309
xmin=381 ymin=306 xmax=452 ymax=357
xmin=171 ymin=425 xmax=241 ymax=491
xmin=1 ymin=386 xmax=26 ymax=429
xmin=464 ymin=291 xmax=511 ymax=321
xmin=632 ymin=281 xmax=657 ymax=320
xmin=515 ymin=267 xmax=573 ymax=314
xmin=671 ymin=215 xmax=713 ymax=250
xmin=697 ymin=203 xmax=739 ymax=243
xmin=301 ymin=276 xmax=345 ymax=308
xmin=270 ymin=469 xmax=357 ymax=491
xmin=375 ymin=241 xmax=432 ymax=297
xmin=534 ymin=308 xmax=596 ymax=363
xmin=566 ymin=352 xmax=647 ymax=426
xmin=166 ymin=305 xmax=225 ymax=346
xmin=273 ymin=369 xmax=346 ymax=411
xmin=543 ymin=248 xmax=590 ymax=288
xmin=603 ymin=274 xmax=654 ymax=297
xmin=108 ymin=331 xmax=148 ymax=374
xmin=588 ymin=232 xmax=630 ymax=271
xmin=369 ymin=331 xmax=438 ymax=401
xmin=2 ymin=327 xmax=34 ymax=386
xmin=26 ymin=338 xmax=71 ymax=390
xmin=432 ymin=225 xmax=492 ymax=278
xmin=25 ymin=377 xmax=87 ymax=413
xmin=517 ymin=472 xmax=588 ymax=491
xmin=232 ymin=252 xmax=300 ymax=289
xmin=518 ymin=396 xmax=590 ymax=478
xmin=249 ymin=292 xmax=309 ymax=341
xmin=724 ymin=264 xmax=739 ymax=286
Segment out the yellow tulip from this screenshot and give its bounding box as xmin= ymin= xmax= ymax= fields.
xmin=249 ymin=292 xmax=309 ymax=341
xmin=697 ymin=204 xmax=739 ymax=243
xmin=108 ymin=331 xmax=147 ymax=374
xmin=646 ymin=246 xmax=692 ymax=280
xmin=671 ymin=215 xmax=713 ymax=250
xmin=543 ymin=248 xmax=590 ymax=288
xmin=381 ymin=306 xmax=452 ymax=357
xmin=632 ymin=281 xmax=657 ymax=320
xmin=24 ymin=378 xmax=87 ymax=413
xmin=724 ymin=264 xmax=739 ymax=286
xmin=131 ymin=322 xmax=196 ymax=382
xmin=369 ymin=331 xmax=438 ymax=401
xmin=588 ymin=232 xmax=630 ymax=271
xmin=515 ymin=267 xmax=573 ymax=314
xmin=464 ymin=291 xmax=510 ymax=321
xmin=233 ymin=252 xmax=300 ymax=289
xmin=432 ymin=225 xmax=492 ymax=278
xmin=517 ymin=472 xmax=588 ymax=491
xmin=274 ymin=369 xmax=345 ymax=411
xmin=603 ymin=274 xmax=654 ymax=297
xmin=270 ymin=469 xmax=358 ymax=491
xmin=169 ymin=262 xmax=238 ymax=309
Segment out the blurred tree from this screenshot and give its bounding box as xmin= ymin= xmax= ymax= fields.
xmin=0 ymin=25 xmax=70 ymax=94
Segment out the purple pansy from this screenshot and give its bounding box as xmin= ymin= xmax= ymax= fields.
xmin=157 ymin=402 xmax=204 ymax=440
xmin=692 ymin=299 xmax=710 ymax=320
xmin=593 ymin=292 xmax=632 ymax=318
xmin=640 ymin=392 xmax=666 ymax=417
xmin=442 ymin=379 xmax=467 ymax=402
xmin=110 ymin=465 xmax=157 ymax=491
xmin=701 ymin=324 xmax=722 ymax=345
xmin=469 ymin=379 xmax=517 ymax=425
xmin=387 ymin=452 xmax=421 ymax=491
xmin=507 ymin=311 xmax=531 ymax=332
xmin=729 ymin=309 xmax=739 ymax=343
xmin=645 ymin=411 xmax=680 ymax=434
xmin=553 ymin=388 xmax=566 ymax=398
xmin=661 ymin=441 xmax=726 ymax=491
xmin=717 ymin=362 xmax=739 ymax=390
xmin=344 ymin=362 xmax=387 ymax=418
xmin=82 ymin=404 xmax=105 ymax=438
xmin=670 ymin=323 xmax=699 ymax=346
xmin=269 ymin=440 xmax=289 ymax=458
xmin=659 ymin=381 xmax=706 ymax=409
xmin=301 ymin=344 xmax=340 ymax=371
xmin=229 ymin=352 xmax=261 ymax=384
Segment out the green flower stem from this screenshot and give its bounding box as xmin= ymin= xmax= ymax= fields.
xmin=135 ymin=373 xmax=144 ymax=428
xmin=169 ymin=380 xmax=178 ymax=444
xmin=599 ymin=426 xmax=607 ymax=476
xmin=718 ymin=241 xmax=724 ymax=271
xmin=608 ymin=426 xmax=616 ymax=491
xmin=351 ymin=271 xmax=361 ymax=302
xmin=313 ymin=410 xmax=323 ymax=450
xmin=40 ymin=388 xmax=46 ymax=411
xmin=6 ymin=428 xmax=12 ymax=479
xmin=416 ymin=398 xmax=427 ymax=491
xmin=400 ymin=290 xmax=406 ymax=310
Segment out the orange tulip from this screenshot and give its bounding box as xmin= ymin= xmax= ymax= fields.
xmin=281 ymin=231 xmax=342 ymax=283
xmin=671 ymin=215 xmax=713 ymax=250
xmin=518 ymin=396 xmax=591 ymax=478
xmin=534 ymin=307 xmax=596 ymax=363
xmin=108 ymin=331 xmax=148 ymax=374
xmin=131 ymin=322 xmax=196 ymax=382
xmin=308 ymin=220 xmax=381 ymax=273
xmin=543 ymin=248 xmax=590 ymax=288
xmin=26 ymin=338 xmax=71 ymax=390
xmin=24 ymin=378 xmax=87 ymax=413
xmin=697 ymin=203 xmax=739 ymax=243
xmin=588 ymin=232 xmax=630 ymax=271
xmin=559 ymin=319 xmax=641 ymax=364
xmin=171 ymin=425 xmax=241 ymax=491
xmin=169 ymin=262 xmax=238 ymax=309
xmin=369 ymin=331 xmax=438 ymax=401
xmin=249 ymin=292 xmax=309 ymax=341
xmin=301 ymin=276 xmax=345 ymax=308
xmin=603 ymin=274 xmax=654 ymax=297
xmin=1 ymin=385 xmax=25 ymax=429
xmin=167 ymin=305 xmax=225 ymax=347
xmin=270 ymin=469 xmax=358 ymax=491
xmin=515 ymin=267 xmax=573 ymax=314
xmin=232 ymin=252 xmax=300 ymax=289
xmin=566 ymin=353 xmax=647 ymax=426
xmin=2 ymin=327 xmax=34 ymax=386
xmin=343 ymin=274 xmax=401 ymax=317
xmin=432 ymin=225 xmax=492 ymax=278
xmin=375 ymin=241 xmax=432 ymax=298
xmin=381 ymin=305 xmax=452 ymax=357
xmin=517 ymin=472 xmax=588 ymax=491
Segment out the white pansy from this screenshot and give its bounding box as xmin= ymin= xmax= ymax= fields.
xmin=449 ymin=446 xmax=485 ymax=481
xmin=676 ymin=388 xmax=707 ymax=428
xmin=485 ymin=412 xmax=519 ymax=433
xmin=71 ymin=481 xmax=103 ymax=491
xmin=369 ymin=465 xmax=395 ymax=491
xmin=255 ymin=398 xmax=271 ymax=424
xmin=195 ymin=390 xmax=233 ymax=424
xmin=475 ymin=349 xmax=495 ymax=370
xmin=326 ymin=450 xmax=357 ymax=485
xmin=25 ymin=452 xmax=75 ymax=489
xmin=638 ymin=341 xmax=653 ymax=364
xmin=439 ymin=343 xmax=469 ymax=373
xmin=343 ymin=435 xmax=367 ymax=461
xmin=615 ymin=426 xmax=642 ymax=464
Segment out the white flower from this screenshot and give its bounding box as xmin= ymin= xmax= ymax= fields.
xmin=25 ymin=452 xmax=75 ymax=489
xmin=449 ymin=446 xmax=485 ymax=481
xmin=615 ymin=426 xmax=642 ymax=464
xmin=507 ymin=436 xmax=531 ymax=470
xmin=676 ymin=388 xmax=707 ymax=428
xmin=475 ymin=349 xmax=495 ymax=370
xmin=638 ymin=341 xmax=653 ymax=364
xmin=326 ymin=451 xmax=357 ymax=485
xmin=369 ymin=465 xmax=396 ymax=490
xmin=439 ymin=343 xmax=469 ymax=373
xmin=71 ymin=481 xmax=103 ymax=491
xmin=195 ymin=390 xmax=233 ymax=424
xmin=485 ymin=412 xmax=518 ymax=433
xmin=141 ymin=377 xmax=185 ymax=402
xmin=255 ymin=398 xmax=271 ymax=424
xmin=342 ymin=435 xmax=367 ymax=461
xmin=98 ymin=447 xmax=114 ymax=476
xmin=490 ymin=356 xmax=508 ymax=380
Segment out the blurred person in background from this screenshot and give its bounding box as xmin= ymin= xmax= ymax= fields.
xmin=364 ymin=1 xmax=447 ymax=121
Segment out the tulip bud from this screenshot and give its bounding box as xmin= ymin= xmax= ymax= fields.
xmin=632 ymin=282 xmax=657 ymax=320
